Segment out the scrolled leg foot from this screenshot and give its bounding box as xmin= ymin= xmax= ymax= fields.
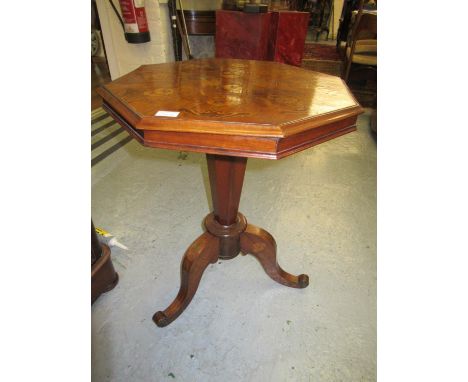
xmin=153 ymin=311 xmax=170 ymax=327
xmin=153 ymin=232 xmax=219 ymax=327
xmin=298 ymin=274 xmax=309 ymax=288
xmin=240 ymin=224 xmax=309 ymax=289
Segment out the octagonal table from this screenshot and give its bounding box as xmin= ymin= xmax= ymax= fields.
xmin=97 ymin=59 xmax=363 ymax=327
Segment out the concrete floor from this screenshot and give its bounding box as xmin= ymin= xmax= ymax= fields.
xmin=92 ymin=110 xmax=376 ymax=381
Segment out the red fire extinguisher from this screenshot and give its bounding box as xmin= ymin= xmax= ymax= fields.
xmin=109 ymin=0 xmax=150 ymax=44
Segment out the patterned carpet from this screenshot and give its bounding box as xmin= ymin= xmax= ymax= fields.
xmin=301 ymin=43 xmax=376 ymax=107
xmin=303 ymin=43 xmax=341 ymax=61
xmin=91 ymin=107 xmax=132 ymax=167
xmin=301 ymin=43 xmax=342 ymax=76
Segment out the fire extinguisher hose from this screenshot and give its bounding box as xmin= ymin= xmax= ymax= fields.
xmin=108 ymin=0 xmax=125 ymax=33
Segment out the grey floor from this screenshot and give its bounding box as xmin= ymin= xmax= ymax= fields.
xmin=92 ymin=110 xmax=376 ymax=382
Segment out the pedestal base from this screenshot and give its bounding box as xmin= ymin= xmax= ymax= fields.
xmin=153 ymin=213 xmax=309 ymax=327
xmin=153 ymin=154 xmax=309 ymax=327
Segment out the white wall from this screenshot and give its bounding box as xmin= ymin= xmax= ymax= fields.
xmin=96 ymin=0 xmax=174 ymax=80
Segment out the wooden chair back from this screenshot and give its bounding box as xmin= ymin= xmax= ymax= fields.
xmin=343 ymin=11 xmax=377 ymax=81
xmin=352 ymin=12 xmax=377 ymax=41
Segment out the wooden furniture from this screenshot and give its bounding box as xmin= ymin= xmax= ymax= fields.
xmin=301 ymin=0 xmax=333 ymax=41
xmin=337 ymin=0 xmax=377 ymax=50
xmin=336 ymin=0 xmax=360 ymax=49
xmin=216 ymin=10 xmax=309 ymax=66
xmin=91 ymin=221 xmax=119 ymax=304
xmin=268 ymin=11 xmax=310 ymax=66
xmin=342 ymin=11 xmax=377 ymax=82
xmin=97 ymin=59 xmax=363 ymax=327
xmin=168 ymin=0 xmax=219 ymax=61
xmin=216 ymin=10 xmax=272 ymax=61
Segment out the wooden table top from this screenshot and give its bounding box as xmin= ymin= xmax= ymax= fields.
xmin=98 ymin=59 xmax=363 ymax=159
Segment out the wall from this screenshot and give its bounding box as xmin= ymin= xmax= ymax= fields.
xmin=332 ymin=0 xmax=344 ymax=39
xmin=95 ymin=0 xmax=174 ymax=80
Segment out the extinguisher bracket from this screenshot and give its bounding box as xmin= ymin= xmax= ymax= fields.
xmin=125 ymin=31 xmax=151 ymax=44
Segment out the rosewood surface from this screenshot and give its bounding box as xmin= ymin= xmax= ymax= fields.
xmin=216 ymin=10 xmax=310 ymax=67
xmin=215 ymin=10 xmax=271 ymax=61
xmin=97 ymin=59 xmax=362 ymax=159
xmin=97 ymin=59 xmax=363 ymax=327
xmin=267 ymin=11 xmax=310 ymax=67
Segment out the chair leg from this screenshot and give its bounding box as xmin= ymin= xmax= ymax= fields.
xmin=342 ymin=57 xmax=351 ymax=82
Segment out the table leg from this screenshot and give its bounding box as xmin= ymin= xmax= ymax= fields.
xmin=206 ymin=154 xmax=247 ymax=259
xmin=153 ymin=232 xmax=219 ymax=327
xmin=153 ymin=154 xmax=309 ymax=327
xmin=240 ymin=224 xmax=309 ymax=288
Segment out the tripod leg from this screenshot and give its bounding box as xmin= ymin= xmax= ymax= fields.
xmin=153 ymin=232 xmax=219 ymax=327
xmin=240 ymin=224 xmax=309 ymax=288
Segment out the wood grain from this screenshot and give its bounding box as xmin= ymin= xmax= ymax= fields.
xmin=153 ymin=232 xmax=219 ymax=327
xmin=97 ymin=59 xmax=363 ymax=159
xmin=206 ymin=154 xmax=246 ymax=225
xmin=240 ymin=223 xmax=309 ymax=288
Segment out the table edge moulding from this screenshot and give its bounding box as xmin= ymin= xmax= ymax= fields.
xmin=97 ymin=59 xmax=363 ymax=160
